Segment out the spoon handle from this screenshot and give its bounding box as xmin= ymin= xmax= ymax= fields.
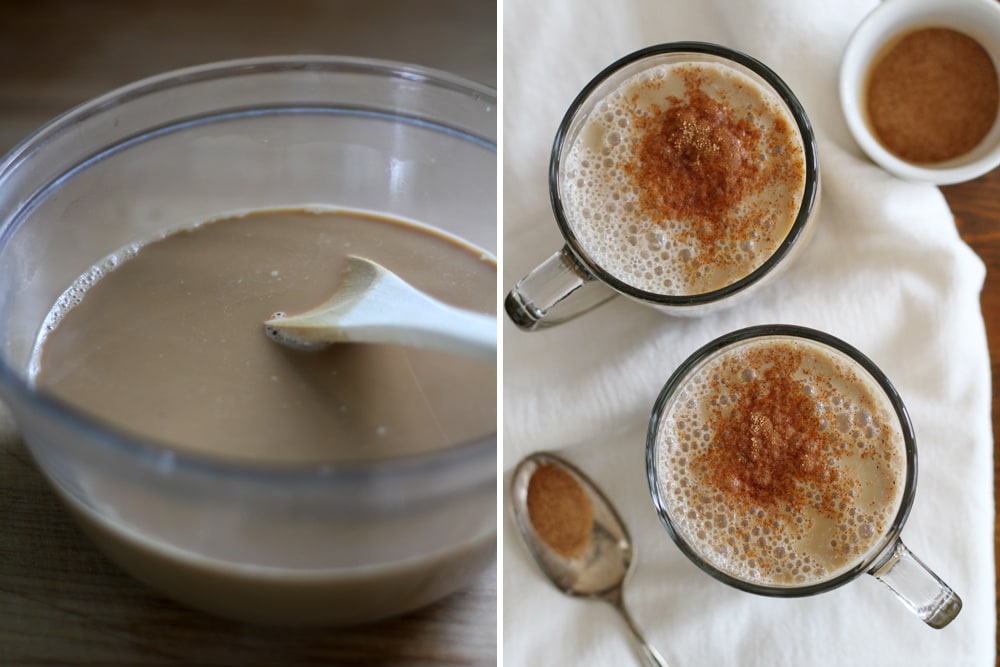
xmin=606 ymin=591 xmax=670 ymax=667
xmin=361 ymin=259 xmax=496 ymax=360
xmin=406 ymin=298 xmax=497 ymax=360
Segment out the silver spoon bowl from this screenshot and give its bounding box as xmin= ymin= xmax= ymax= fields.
xmin=510 ymin=452 xmax=669 ymax=667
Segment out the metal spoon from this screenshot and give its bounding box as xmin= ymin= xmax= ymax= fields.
xmin=263 ymin=255 xmax=496 ymax=360
xmin=510 ymin=452 xmax=669 ymax=667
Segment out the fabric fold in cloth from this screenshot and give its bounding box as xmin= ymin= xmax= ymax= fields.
xmin=502 ymin=0 xmax=995 ymax=665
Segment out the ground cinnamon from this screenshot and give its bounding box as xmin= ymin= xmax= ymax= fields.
xmin=865 ymin=27 xmax=999 ymax=164
xmin=525 ymin=462 xmax=594 ymax=558
xmin=620 ymin=66 xmax=799 ymax=264
xmin=702 ymin=347 xmax=846 ymax=518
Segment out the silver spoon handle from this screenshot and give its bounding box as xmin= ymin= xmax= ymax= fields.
xmin=606 ymin=591 xmax=670 ymax=667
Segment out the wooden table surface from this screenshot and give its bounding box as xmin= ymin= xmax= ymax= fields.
xmin=0 ymin=3 xmax=496 ymax=666
xmin=941 ymin=176 xmax=1000 ymax=667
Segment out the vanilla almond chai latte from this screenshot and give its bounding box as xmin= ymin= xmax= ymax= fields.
xmin=653 ymin=337 xmax=907 ymax=587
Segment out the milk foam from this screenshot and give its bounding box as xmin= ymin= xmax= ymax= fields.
xmin=262 ymin=311 xmax=325 ymax=351
xmin=28 ymin=242 xmax=141 ymax=380
xmin=653 ymin=337 xmax=907 ymax=587
xmin=561 ymin=61 xmax=806 ymax=296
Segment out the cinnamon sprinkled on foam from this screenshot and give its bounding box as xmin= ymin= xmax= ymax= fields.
xmin=561 ymin=62 xmax=806 ymax=296
xmin=624 ymin=79 xmax=762 ymax=262
xmin=703 ymin=347 xmax=843 ymax=515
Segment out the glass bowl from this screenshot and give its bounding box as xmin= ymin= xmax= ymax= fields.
xmin=0 ymin=56 xmax=497 ymax=626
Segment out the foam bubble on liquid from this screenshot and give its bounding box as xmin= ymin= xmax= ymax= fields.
xmin=28 ymin=242 xmax=141 ymax=381
xmin=262 ymin=311 xmax=324 ymax=351
xmin=654 ymin=338 xmax=907 ymax=587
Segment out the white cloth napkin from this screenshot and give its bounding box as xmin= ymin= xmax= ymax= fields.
xmin=502 ymin=0 xmax=996 ymax=665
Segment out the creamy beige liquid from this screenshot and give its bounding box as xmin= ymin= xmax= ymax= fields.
xmin=33 ymin=207 xmax=496 ymax=462
xmin=653 ymin=337 xmax=907 ymax=587
xmin=562 ymin=61 xmax=807 ymax=296
xmin=29 ymin=207 xmax=497 ymax=625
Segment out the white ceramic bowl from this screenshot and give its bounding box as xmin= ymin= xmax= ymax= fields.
xmin=840 ymin=0 xmax=1000 ymax=184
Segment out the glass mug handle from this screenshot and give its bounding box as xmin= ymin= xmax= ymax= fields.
xmin=868 ymin=538 xmax=963 ymax=629
xmin=504 ymin=246 xmax=616 ymax=331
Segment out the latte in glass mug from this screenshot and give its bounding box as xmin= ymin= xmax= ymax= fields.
xmin=650 ymin=332 xmax=908 ymax=588
xmin=505 ymin=44 xmax=821 ymax=331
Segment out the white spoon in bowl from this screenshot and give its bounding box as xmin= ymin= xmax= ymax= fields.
xmin=263 ymin=255 xmax=496 ymax=361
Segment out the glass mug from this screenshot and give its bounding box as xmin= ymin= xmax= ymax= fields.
xmin=646 ymin=324 xmax=962 ymax=629
xmin=505 ymin=42 xmax=821 ymax=331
